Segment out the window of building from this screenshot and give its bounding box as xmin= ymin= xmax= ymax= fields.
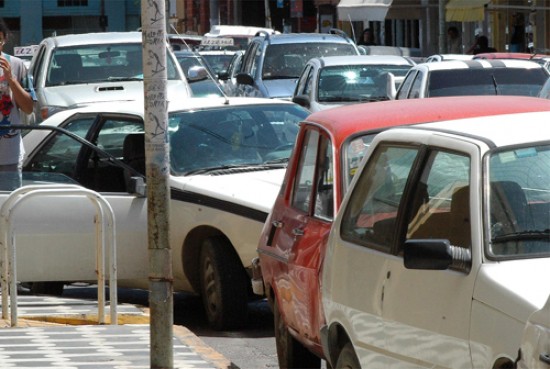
xmin=58 ymin=0 xmax=88 ymax=6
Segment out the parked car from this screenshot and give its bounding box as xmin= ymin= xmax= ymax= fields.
xmin=197 ymin=49 xmax=239 ymax=78
xmin=473 ymin=52 xmax=550 ymax=71
xmin=254 ymin=95 xmax=550 ymax=368
xmin=395 ymin=59 xmax=549 ymax=99
xmin=16 ymin=97 xmax=309 ymax=330
xmin=235 ymin=32 xmax=360 ymax=99
xmin=321 ymin=101 xmax=550 ymax=368
xmin=516 ymin=293 xmax=550 ymax=369
xmin=174 ymin=50 xmax=224 ymax=97
xmin=292 ymin=55 xmax=414 ymax=112
xmin=27 ymin=32 xmax=192 ymax=123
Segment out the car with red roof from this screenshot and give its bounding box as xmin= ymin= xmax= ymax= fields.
xmin=252 ymin=96 xmax=550 ymax=368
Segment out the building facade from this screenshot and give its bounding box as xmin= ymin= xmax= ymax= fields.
xmin=1 ymin=0 xmax=550 ymax=58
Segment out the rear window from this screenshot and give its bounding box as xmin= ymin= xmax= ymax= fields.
xmin=428 ymin=68 xmax=548 ymax=97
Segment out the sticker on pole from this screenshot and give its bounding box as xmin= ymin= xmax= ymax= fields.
xmin=201 ymin=37 xmax=234 ymax=47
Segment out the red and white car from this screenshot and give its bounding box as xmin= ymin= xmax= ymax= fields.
xmin=253 ymin=96 xmax=550 ymax=368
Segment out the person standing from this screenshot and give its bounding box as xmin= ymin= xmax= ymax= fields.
xmin=447 ymin=26 xmax=462 ymax=54
xmin=0 ymin=18 xmax=35 ymax=189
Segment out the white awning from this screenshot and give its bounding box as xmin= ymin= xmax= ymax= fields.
xmin=337 ymin=0 xmax=393 ymax=21
xmin=446 ymin=0 xmax=490 ymax=22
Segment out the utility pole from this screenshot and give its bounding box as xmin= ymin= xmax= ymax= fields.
xmin=141 ymin=0 xmax=173 ymax=368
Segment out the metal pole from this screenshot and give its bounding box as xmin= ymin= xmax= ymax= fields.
xmin=141 ymin=1 xmax=174 ymax=368
xmin=439 ymin=0 xmax=447 ymax=53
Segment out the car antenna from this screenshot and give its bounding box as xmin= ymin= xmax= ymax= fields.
xmin=170 ymin=24 xmax=231 ymax=105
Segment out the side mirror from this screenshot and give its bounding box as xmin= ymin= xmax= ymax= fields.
xmin=385 ymin=72 xmax=397 ymax=100
xmin=218 ymin=70 xmax=229 ymax=80
xmin=292 ymin=95 xmax=311 ymax=109
xmin=404 ymin=239 xmax=471 ymax=271
xmin=236 ymin=73 xmax=254 ymax=86
xmin=187 ymin=66 xmax=209 ymax=82
xmin=128 ymin=176 xmax=147 ymax=197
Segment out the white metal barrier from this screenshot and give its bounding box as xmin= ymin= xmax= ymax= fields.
xmin=0 ymin=184 xmax=118 ymax=327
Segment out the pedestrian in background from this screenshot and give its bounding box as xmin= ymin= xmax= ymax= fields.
xmin=447 ymin=26 xmax=462 ymax=54
xmin=0 ymin=18 xmax=35 ymax=189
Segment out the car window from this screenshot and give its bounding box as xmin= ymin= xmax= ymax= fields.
xmin=46 ymin=43 xmax=181 ymax=87
xmin=241 ymin=42 xmax=259 ymax=74
xmin=340 ymin=145 xmax=418 ymax=252
xmin=168 ymin=104 xmax=308 ymax=175
xmin=294 ymin=65 xmax=312 ymax=96
xmin=488 ymin=144 xmax=550 ymax=258
xmin=25 ymin=116 xmax=96 ymax=179
xmin=344 ymin=133 xmax=376 ymax=190
xmin=292 ymin=129 xmax=319 ymax=214
xmin=428 ymin=68 xmax=548 ymax=97
xmin=262 ymin=43 xmax=358 ymax=79
xmin=406 ymin=150 xmax=471 ymax=256
xmin=396 ymin=70 xmax=416 ymax=99
xmin=313 ymin=134 xmax=334 ymax=220
xmin=409 ymin=71 xmax=424 ymax=98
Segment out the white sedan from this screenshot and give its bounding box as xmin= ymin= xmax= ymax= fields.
xmin=15 ymin=97 xmax=309 ymax=330
xmin=292 ymin=55 xmax=414 ymax=113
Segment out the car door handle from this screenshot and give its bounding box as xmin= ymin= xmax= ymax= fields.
xmin=272 ymin=220 xmax=284 ymax=228
xmin=292 ymin=228 xmax=304 ymax=237
xmin=540 ymin=353 xmax=550 ymax=365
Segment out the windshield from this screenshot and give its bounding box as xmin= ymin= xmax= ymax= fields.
xmin=487 ymin=144 xmax=550 ymax=258
xmin=47 ymin=43 xmax=181 ymax=86
xmin=429 ymin=68 xmax=548 ymax=97
xmin=168 ymin=104 xmax=309 ymax=175
xmin=318 ymin=65 xmax=411 ymax=102
xmin=262 ymin=43 xmax=358 ymax=79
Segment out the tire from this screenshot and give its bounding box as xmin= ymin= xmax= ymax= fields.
xmin=29 ymin=282 xmax=65 ymax=296
xmin=199 ymin=236 xmax=249 ymax=330
xmin=274 ymin=299 xmax=321 ymax=369
xmin=335 ymin=342 xmax=361 ymax=369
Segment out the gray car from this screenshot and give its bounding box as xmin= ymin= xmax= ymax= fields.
xmin=28 ymin=32 xmax=192 ymax=123
xmin=235 ymin=31 xmax=360 ymax=100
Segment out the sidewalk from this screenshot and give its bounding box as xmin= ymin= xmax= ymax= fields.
xmin=0 ymin=293 xmax=233 ymax=369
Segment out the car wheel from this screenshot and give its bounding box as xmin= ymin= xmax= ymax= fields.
xmin=199 ymin=236 xmax=248 ymax=330
xmin=335 ymin=342 xmax=360 ymax=369
xmin=29 ymin=282 xmax=64 ymax=296
xmin=274 ymin=298 xmax=321 ymax=369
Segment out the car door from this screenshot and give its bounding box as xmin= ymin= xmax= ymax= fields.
xmin=381 ymin=141 xmax=480 ymax=368
xmin=21 ymin=113 xmax=149 ymax=283
xmin=266 ymin=126 xmax=334 ymax=341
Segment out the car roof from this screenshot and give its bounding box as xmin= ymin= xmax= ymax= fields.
xmin=413 ymin=59 xmax=546 ymax=71
xmin=305 ymin=96 xmax=550 ymax=146
xmin=255 ymin=32 xmax=355 ymax=45
xmin=473 ymin=52 xmax=550 ymax=60
xmin=405 ymin=109 xmax=550 ymax=148
xmin=311 ymin=55 xmax=413 ymax=67
xmin=42 ymin=32 xmax=143 ymax=47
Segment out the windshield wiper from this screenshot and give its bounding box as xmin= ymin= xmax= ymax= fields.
xmin=492 ymin=229 xmax=550 ymax=243
xmin=184 ymin=163 xmax=266 ymax=175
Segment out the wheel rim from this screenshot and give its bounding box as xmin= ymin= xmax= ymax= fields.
xmin=202 ymin=252 xmax=221 ymax=319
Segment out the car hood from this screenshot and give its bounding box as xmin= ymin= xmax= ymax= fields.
xmin=262 ymin=78 xmax=298 ymax=99
xmin=42 ymin=80 xmax=190 ymax=108
xmin=170 ymin=168 xmax=286 ymax=212
xmin=474 ymin=258 xmax=550 ymax=322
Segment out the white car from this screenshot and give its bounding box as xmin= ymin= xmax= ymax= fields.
xmin=27 ymin=32 xmax=192 ymax=123
xmin=395 ymin=59 xmax=549 ymax=99
xmin=16 ymin=97 xmax=309 ymax=330
xmin=517 ymin=294 xmax=550 ymax=368
xmin=321 ymin=104 xmax=550 ymax=368
xmin=292 ymin=55 xmax=414 ymax=112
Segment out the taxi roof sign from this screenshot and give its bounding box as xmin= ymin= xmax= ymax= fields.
xmin=14 ymin=45 xmax=39 ymax=58
xmin=201 ymin=37 xmax=234 ymax=46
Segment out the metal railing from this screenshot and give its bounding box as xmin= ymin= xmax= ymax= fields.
xmin=0 ymin=184 xmax=117 ymax=327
